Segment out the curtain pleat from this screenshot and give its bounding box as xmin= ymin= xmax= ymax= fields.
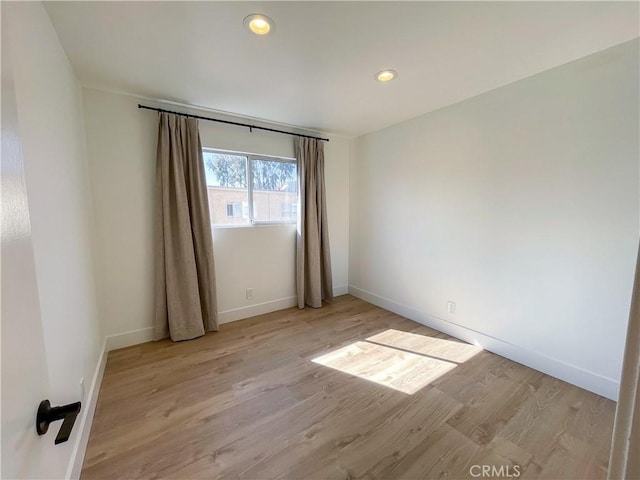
xmin=608 ymin=242 xmax=640 ymax=480
xmin=296 ymin=137 xmax=333 ymax=308
xmin=154 ymin=113 xmax=218 ymax=341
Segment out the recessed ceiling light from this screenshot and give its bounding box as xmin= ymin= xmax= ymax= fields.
xmin=375 ymin=69 xmax=397 ymax=83
xmin=243 ymin=14 xmax=275 ymax=35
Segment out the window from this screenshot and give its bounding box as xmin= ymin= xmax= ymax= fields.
xmin=203 ymin=149 xmax=297 ymax=226
xmin=226 ymin=202 xmax=243 ymax=218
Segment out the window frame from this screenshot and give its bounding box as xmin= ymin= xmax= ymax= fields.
xmin=203 ymin=147 xmax=298 ymax=227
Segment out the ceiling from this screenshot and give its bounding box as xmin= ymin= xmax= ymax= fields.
xmin=45 ymin=1 xmax=639 ymax=137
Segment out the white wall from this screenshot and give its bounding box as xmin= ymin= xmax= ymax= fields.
xmin=3 ymin=2 xmax=103 ymax=477
xmin=82 ymin=88 xmax=350 ymax=345
xmin=350 ymin=39 xmax=639 ymax=400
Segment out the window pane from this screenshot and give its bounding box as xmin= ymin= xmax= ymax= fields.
xmin=251 ymin=158 xmax=298 ymax=222
xmin=203 ymin=152 xmax=249 ymax=225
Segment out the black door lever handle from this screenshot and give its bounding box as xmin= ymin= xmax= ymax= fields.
xmin=36 ymin=399 xmax=82 ymax=444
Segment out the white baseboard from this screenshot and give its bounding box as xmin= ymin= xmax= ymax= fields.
xmin=219 ymin=286 xmax=350 ymax=324
xmin=333 ymin=285 xmax=349 ymax=296
xmin=218 ymin=296 xmax=298 ymax=324
xmin=349 ymin=285 xmax=619 ymax=401
xmin=105 ymin=327 xmax=155 ymax=351
xmin=66 ymin=338 xmax=108 ymax=479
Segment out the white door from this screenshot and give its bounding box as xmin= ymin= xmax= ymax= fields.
xmin=1 ymin=22 xmax=55 ymax=478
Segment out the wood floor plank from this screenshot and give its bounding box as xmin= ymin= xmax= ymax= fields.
xmin=237 ymin=382 xmax=411 ymax=479
xmin=444 ymin=371 xmax=544 ymax=446
xmin=377 ymin=423 xmax=481 ymax=480
xmin=81 ymin=295 xmax=615 ymax=479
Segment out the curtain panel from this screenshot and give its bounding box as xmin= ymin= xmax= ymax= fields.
xmin=154 ymin=113 xmax=218 ymax=341
xmin=296 ymin=137 xmax=333 ymax=309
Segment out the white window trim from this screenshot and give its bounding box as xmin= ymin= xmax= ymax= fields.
xmin=204 ymin=147 xmax=295 ymax=163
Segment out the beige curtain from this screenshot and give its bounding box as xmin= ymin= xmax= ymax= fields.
xmin=154 ymin=113 xmax=218 ymax=341
xmin=608 ymin=242 xmax=640 ymax=480
xmin=296 ymin=137 xmax=333 ymax=308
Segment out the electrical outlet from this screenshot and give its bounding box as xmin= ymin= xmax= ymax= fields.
xmin=80 ymin=378 xmax=85 ymax=400
xmin=447 ymin=301 xmax=456 ymax=314
xmin=246 ymin=288 xmax=254 ymax=300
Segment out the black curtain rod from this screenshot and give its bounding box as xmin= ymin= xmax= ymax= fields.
xmin=138 ymin=104 xmax=329 ymax=142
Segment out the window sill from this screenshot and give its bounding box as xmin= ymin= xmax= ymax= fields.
xmin=212 ymin=222 xmax=296 ymax=230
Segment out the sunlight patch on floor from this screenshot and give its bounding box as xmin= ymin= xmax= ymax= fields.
xmin=366 ymin=329 xmax=482 ymax=363
xmin=312 ymin=329 xmax=483 ymax=394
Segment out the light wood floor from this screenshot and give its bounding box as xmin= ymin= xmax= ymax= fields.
xmin=82 ymin=295 xmax=615 ymax=479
